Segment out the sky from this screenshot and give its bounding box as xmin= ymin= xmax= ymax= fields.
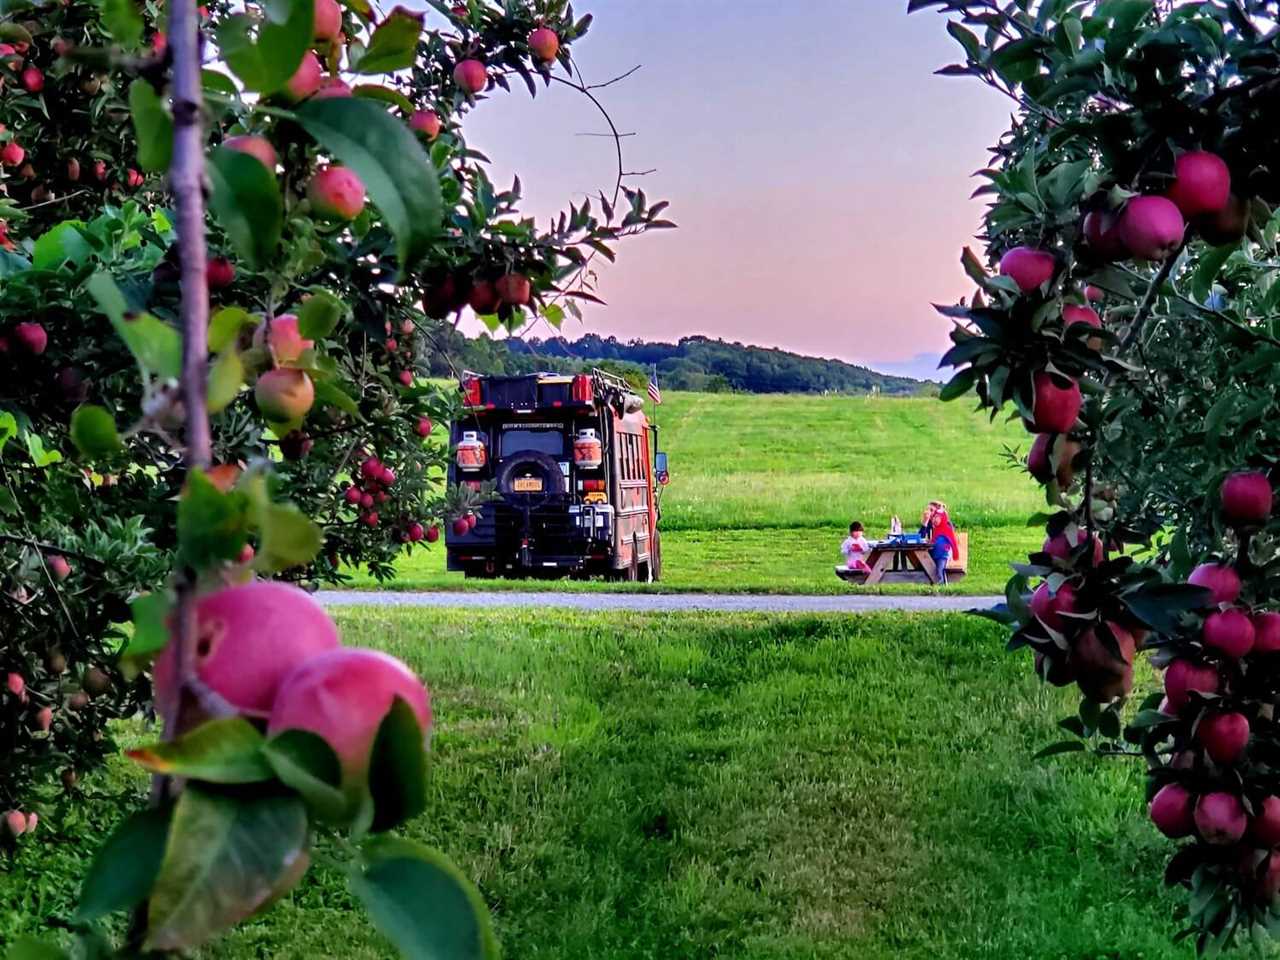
xmin=420 ymin=1 xmax=1011 ymax=381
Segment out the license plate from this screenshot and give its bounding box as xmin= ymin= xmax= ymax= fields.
xmin=513 ymin=477 xmax=543 ymax=492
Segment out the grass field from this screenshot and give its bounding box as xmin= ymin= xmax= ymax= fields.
xmin=2 ymin=608 xmax=1200 ymax=958
xmin=351 ymin=393 xmax=1044 ymax=595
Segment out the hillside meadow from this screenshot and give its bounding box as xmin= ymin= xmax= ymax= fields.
xmin=352 ymin=392 xmax=1045 ymax=594
xmin=0 ymin=608 xmax=1199 ymax=959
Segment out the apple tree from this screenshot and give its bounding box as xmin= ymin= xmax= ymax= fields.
xmin=917 ymin=0 xmax=1280 ymax=952
xmin=1 ymin=0 xmax=667 ymax=954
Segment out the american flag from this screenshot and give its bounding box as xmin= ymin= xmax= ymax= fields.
xmin=647 ymin=369 xmax=662 ymax=405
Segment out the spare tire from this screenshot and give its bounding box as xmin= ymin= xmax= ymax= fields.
xmin=495 ymin=451 xmax=564 ymax=500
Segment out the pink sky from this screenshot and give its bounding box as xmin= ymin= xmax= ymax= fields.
xmin=433 ymin=2 xmax=1009 ymax=380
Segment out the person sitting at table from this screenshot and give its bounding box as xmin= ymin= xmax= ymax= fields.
xmin=919 ymin=501 xmax=958 ymax=584
xmin=840 ymin=521 xmax=872 ymax=573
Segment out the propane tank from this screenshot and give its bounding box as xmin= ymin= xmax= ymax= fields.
xmin=455 ymin=431 xmax=487 ymax=472
xmin=573 ymin=428 xmax=603 ymax=469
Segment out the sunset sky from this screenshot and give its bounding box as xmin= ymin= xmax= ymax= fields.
xmin=424 ymin=2 xmax=1010 ymax=380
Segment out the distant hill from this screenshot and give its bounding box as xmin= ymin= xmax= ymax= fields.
xmin=427 ymin=331 xmax=926 ymax=396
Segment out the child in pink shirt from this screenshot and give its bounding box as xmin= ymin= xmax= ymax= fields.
xmin=841 ymin=521 xmax=872 ymax=573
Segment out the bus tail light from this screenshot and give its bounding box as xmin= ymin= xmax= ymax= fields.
xmin=571 ymin=374 xmax=593 ymax=404
xmin=580 ymin=479 xmax=605 ymax=493
xmin=461 ymin=377 xmax=482 ymax=407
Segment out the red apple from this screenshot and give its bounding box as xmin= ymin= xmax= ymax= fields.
xmin=1120 ymin=196 xmax=1185 ymax=261
xmin=1251 ymin=796 xmax=1280 ymax=846
xmin=207 ymin=256 xmax=236 ymax=289
xmin=1042 ymin=528 xmax=1104 ymax=565
xmin=1029 ymin=580 xmax=1079 ymax=632
xmin=312 ymin=77 xmax=353 ymax=100
xmin=1198 ymin=711 xmax=1249 ymax=764
xmin=468 ymin=280 xmax=500 ymax=314
xmin=1164 ymin=658 xmax=1220 ymax=713
xmin=1063 ymin=303 xmax=1103 ymax=349
xmin=223 ymin=135 xmax=278 ymax=172
xmin=1084 ymin=285 xmax=1104 ymax=302
xmin=253 ymin=314 xmax=314 ymax=364
xmin=255 ymin=368 xmax=315 ymax=421
xmin=1030 ymin=372 xmax=1082 ymax=434
xmin=46 ymin=555 xmax=71 ymax=580
xmin=451 ymin=517 xmax=469 ymax=536
xmin=425 ymin=525 xmax=440 ymax=543
xmin=1188 ymin=563 xmax=1241 ymax=606
xmin=528 ymin=27 xmax=560 ymax=62
xmin=20 ymin=67 xmax=43 ymax=93
xmin=0 ymin=141 xmax=24 ymax=167
xmin=267 ymin=648 xmax=431 ymax=793
xmin=1196 ymin=193 xmax=1250 ymax=247
xmin=453 ymin=59 xmax=487 ymax=95
xmin=1252 ymin=612 xmax=1280 ymax=654
xmin=1220 ymin=470 xmax=1272 ymax=527
xmin=314 ymin=0 xmax=342 ymax=41
xmin=409 ymin=109 xmax=441 ymax=140
xmin=1150 ymin=783 xmax=1196 ymax=838
xmin=283 ymin=51 xmax=324 ymax=102
xmin=1195 ymin=792 xmax=1247 ymax=845
xmin=1204 ymin=607 xmax=1255 ymax=658
xmin=407 ymin=522 xmax=425 ymax=542
xmin=1167 ymin=151 xmax=1231 ymax=218
xmin=151 ymin=582 xmax=340 ymax=720
xmin=998 ymin=246 xmax=1056 ymax=292
xmin=416 ymin=416 xmax=433 ymax=437
xmin=308 ymin=166 xmax=366 ymax=221
xmin=1083 ymin=210 xmax=1127 ymax=261
xmin=495 ymin=272 xmax=532 ymax=306
xmin=13 ymin=322 xmax=47 ymax=355
xmin=1073 ymin=623 xmax=1135 ymax=703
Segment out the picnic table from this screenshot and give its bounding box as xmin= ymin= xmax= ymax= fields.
xmin=834 ymin=533 xmax=969 ymax=585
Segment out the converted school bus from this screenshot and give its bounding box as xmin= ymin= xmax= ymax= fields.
xmin=445 ymin=370 xmax=667 ymax=581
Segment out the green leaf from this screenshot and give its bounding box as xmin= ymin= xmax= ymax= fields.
xmin=177 ymin=469 xmax=252 ymax=569
xmin=939 ymin=367 xmax=978 ymax=402
xmin=69 ymin=404 xmax=124 ymax=458
xmin=128 ymin=718 xmax=273 ymax=783
xmin=215 ymin=0 xmax=312 ymax=95
xmin=296 ymin=98 xmax=443 ymax=269
xmin=349 ymin=838 xmax=498 ymax=960
xmin=209 ymin=147 xmax=283 ymax=271
xmin=1032 ymin=740 xmax=1086 ymax=760
xmin=101 ymin=0 xmax=144 ymax=49
xmin=145 ymin=787 xmax=309 ymax=952
xmin=202 ymin=69 xmax=241 ymax=97
xmin=352 ymin=7 xmax=423 ymax=74
xmin=264 ymin=729 xmax=351 ymax=823
xmin=74 ymin=806 xmax=173 ymax=923
xmin=207 ymin=349 xmax=244 ymax=414
xmin=1191 ymin=242 xmax=1237 ymax=304
xmin=352 ymin=84 xmax=416 ymax=114
xmin=88 ymin=272 xmax=182 ymax=379
xmin=129 ymin=80 xmax=174 ymax=173
xmin=208 ymin=306 xmax=257 ymax=353
xmin=32 ymin=222 xmax=92 ymax=271
xmin=124 ymin=591 xmax=172 ymax=660
xmin=253 ymin=502 xmax=323 ymax=573
xmin=296 ymin=290 xmax=345 ymax=339
xmin=23 ymin=431 xmax=62 ymax=468
xmin=314 ymin=378 xmax=362 ymax=418
xmin=368 ymin=697 xmax=429 ymax=833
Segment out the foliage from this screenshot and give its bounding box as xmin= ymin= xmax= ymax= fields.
xmin=430 ymin=329 xmax=926 ymax=394
xmin=0 ymin=0 xmax=668 ymax=954
xmin=918 ymin=0 xmax=1280 ymax=952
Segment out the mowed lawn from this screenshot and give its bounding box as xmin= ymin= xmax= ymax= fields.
xmin=349 ymin=393 xmax=1044 ymax=594
xmin=3 ymin=609 xmax=1195 ymax=959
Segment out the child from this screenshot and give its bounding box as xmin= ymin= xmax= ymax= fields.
xmin=841 ymin=521 xmax=872 ymax=573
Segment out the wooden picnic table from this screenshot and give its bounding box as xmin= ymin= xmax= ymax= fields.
xmin=834 ymin=534 xmax=968 ymax=586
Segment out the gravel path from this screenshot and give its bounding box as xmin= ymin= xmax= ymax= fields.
xmin=316 ymin=591 xmax=1002 ymax=614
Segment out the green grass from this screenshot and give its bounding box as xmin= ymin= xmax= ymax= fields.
xmin=1 ymin=609 xmax=1203 ymax=958
xmin=348 ymin=523 xmax=1034 ymax=595
xmin=349 ymin=393 xmax=1045 ymax=595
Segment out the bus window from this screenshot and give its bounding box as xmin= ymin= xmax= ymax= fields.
xmin=500 ymin=429 xmax=565 ymax=459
